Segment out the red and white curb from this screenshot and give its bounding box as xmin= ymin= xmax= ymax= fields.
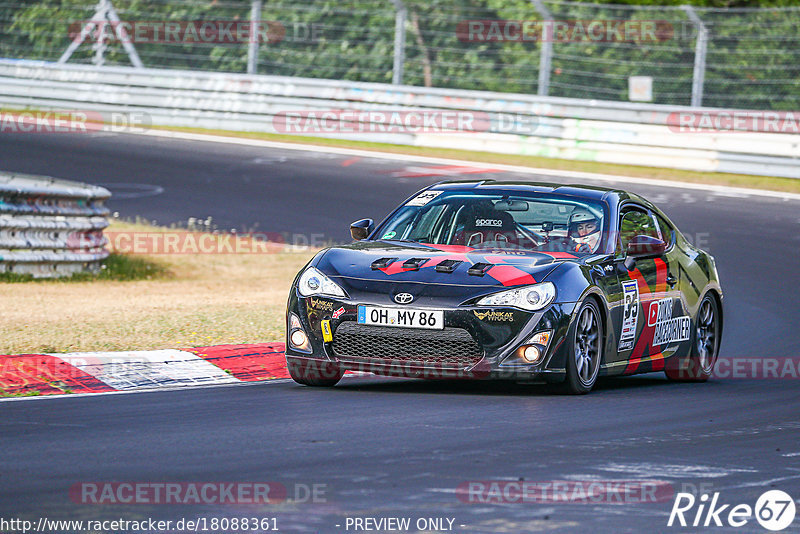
xmin=0 ymin=343 xmax=291 ymax=398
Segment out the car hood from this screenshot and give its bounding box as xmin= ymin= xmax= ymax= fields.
xmin=315 ymin=241 xmax=572 ymax=288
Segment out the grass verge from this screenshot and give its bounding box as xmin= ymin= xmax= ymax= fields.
xmin=0 ymin=389 xmax=42 ymax=398
xmin=0 ymin=253 xmax=170 ymax=283
xmin=1 ymin=219 xmax=316 ymax=354
xmin=153 ymin=125 xmax=800 ymax=195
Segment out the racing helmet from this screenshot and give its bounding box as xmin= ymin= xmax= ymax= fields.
xmin=569 ymin=208 xmax=600 ymax=238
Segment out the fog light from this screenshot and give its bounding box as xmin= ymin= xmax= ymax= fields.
xmin=290 ymin=329 xmax=308 ymax=348
xmin=521 ymin=345 xmax=541 ymax=363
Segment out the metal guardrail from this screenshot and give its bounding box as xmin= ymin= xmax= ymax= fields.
xmin=0 ymin=59 xmax=798 ymax=179
xmin=0 ymin=172 xmax=110 ymax=277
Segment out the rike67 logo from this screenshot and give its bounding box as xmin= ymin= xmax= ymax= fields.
xmin=668 ymin=490 xmax=796 ymax=531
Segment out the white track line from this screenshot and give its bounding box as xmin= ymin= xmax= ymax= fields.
xmin=0 ymin=378 xmax=284 ymax=403
xmin=0 ymin=369 xmax=378 ymax=403
xmin=138 ymin=129 xmax=800 ymax=202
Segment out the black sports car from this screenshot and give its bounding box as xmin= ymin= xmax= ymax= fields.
xmin=285 ymin=180 xmax=723 ymax=394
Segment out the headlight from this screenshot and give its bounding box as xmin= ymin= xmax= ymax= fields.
xmin=476 ymin=282 xmax=556 ymax=311
xmin=298 ymin=266 xmax=347 ymax=298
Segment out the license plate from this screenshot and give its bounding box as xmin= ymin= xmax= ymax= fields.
xmin=357 ymin=306 xmax=444 ymax=330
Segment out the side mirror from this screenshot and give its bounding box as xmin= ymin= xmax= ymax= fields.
xmin=350 ymin=218 xmax=373 ymax=241
xmin=624 ymin=235 xmax=666 ymax=270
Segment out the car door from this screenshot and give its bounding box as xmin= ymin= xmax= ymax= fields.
xmin=612 ymin=206 xmax=684 ymax=373
xmin=653 ymin=211 xmax=695 ymax=362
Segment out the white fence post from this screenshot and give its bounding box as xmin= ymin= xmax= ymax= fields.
xmin=531 ymin=0 xmax=553 ymax=97
xmin=682 ymin=5 xmax=708 ymax=108
xmin=247 ymin=0 xmax=263 ymax=75
xmin=391 ymin=0 xmax=407 ymax=85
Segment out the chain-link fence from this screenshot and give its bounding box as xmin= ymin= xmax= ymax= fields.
xmin=1 ymin=0 xmax=799 ymax=110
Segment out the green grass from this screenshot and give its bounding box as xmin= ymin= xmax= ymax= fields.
xmin=0 ymin=389 xmax=42 ymax=398
xmin=92 ymin=253 xmax=171 ymax=281
xmin=0 ymin=253 xmax=171 ymax=283
xmin=0 ymin=385 xmax=73 ymax=397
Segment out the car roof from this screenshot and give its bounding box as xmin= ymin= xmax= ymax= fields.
xmin=428 ymin=179 xmax=629 ymax=203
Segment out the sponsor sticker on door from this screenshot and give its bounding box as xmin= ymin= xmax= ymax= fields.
xmin=648 ymin=298 xmax=690 ymax=346
xmin=619 ymin=280 xmax=639 ymax=351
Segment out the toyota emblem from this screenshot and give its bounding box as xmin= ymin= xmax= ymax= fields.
xmin=394 ymin=293 xmax=414 ymax=304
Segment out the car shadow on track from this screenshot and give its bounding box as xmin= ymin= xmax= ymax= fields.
xmin=319 ymin=373 xmax=689 ymax=397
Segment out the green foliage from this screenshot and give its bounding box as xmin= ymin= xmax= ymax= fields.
xmin=9 ymin=0 xmax=251 ymax=71
xmin=2 ymin=0 xmax=799 ymax=109
xmin=0 ymin=388 xmax=42 ymax=397
xmin=0 ymin=253 xmax=170 ymax=283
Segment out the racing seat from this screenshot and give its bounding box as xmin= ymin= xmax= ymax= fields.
xmin=452 ymin=201 xmax=518 ymax=247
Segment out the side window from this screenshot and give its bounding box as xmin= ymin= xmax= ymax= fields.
xmin=654 ymin=214 xmax=674 ymax=246
xmin=618 ymin=209 xmax=659 ymax=253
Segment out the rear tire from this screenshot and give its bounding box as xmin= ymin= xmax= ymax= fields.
xmin=562 ymin=299 xmax=603 ymax=394
xmin=287 ymin=357 xmax=344 ymax=387
xmin=665 ymin=294 xmax=720 ymax=382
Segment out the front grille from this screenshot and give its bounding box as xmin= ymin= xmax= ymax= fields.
xmin=332 ymin=322 xmax=483 ymax=369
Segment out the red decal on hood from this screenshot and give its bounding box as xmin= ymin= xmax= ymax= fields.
xmin=419 ymin=243 xmax=475 ymax=253
xmin=377 ymin=254 xmax=465 ymax=275
xmin=377 ymin=261 xmax=408 ymax=275
xmin=538 ymin=251 xmax=578 ymax=259
xmin=375 ymin=248 xmax=545 ymax=287
xmin=486 ymin=265 xmax=536 ymax=287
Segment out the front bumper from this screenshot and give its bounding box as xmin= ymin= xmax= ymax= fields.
xmin=285 ymin=291 xmax=578 ymax=381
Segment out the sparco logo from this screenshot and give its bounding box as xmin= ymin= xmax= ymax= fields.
xmin=394 ymin=293 xmax=414 ymax=304
xmin=475 ymin=219 xmax=502 ymax=227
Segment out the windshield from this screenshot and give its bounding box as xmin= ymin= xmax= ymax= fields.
xmin=374 ymin=190 xmax=607 ymax=255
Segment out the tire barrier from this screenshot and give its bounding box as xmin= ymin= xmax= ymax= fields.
xmin=0 ymin=172 xmax=110 ymax=277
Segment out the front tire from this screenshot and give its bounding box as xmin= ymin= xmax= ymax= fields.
xmin=665 ymin=294 xmax=720 ymax=382
xmin=287 ymin=357 xmax=344 ymax=387
xmin=563 ymin=299 xmax=603 ymax=394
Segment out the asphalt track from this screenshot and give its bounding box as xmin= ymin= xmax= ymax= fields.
xmin=2 ymin=131 xmax=800 ymax=533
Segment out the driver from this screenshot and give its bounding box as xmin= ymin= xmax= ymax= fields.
xmin=568 ymin=208 xmax=601 ymax=253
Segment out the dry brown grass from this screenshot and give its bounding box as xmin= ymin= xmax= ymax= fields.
xmin=1 ymin=220 xmax=317 ymax=354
